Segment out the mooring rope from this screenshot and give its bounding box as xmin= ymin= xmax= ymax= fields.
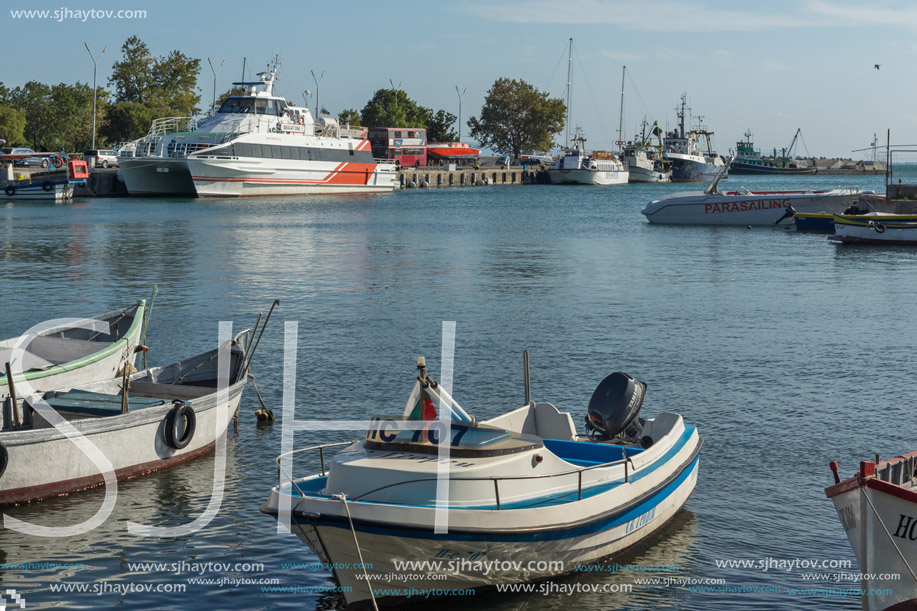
xmin=334 ymin=493 xmax=379 ymax=611
xmin=860 ymin=486 xmax=917 ymax=583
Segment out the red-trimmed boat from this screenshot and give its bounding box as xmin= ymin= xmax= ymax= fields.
xmin=826 ymin=453 xmax=917 ymax=610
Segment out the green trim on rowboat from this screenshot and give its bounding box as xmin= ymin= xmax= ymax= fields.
xmin=0 ymin=300 xmax=146 ymax=384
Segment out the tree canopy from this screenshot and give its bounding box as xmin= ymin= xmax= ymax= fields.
xmin=0 ymin=105 xmax=26 ymax=146
xmin=337 ymin=108 xmax=361 ymax=126
xmin=467 ymin=78 xmax=565 ymax=159
xmin=109 ymin=35 xmax=201 ymax=116
xmin=426 ymin=109 xmax=457 ymax=143
xmin=4 ymin=81 xmax=104 ymax=151
xmin=360 ymin=89 xmax=430 ymax=129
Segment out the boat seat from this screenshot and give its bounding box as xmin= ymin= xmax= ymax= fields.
xmin=39 ymin=389 xmax=168 ymax=417
xmin=14 ymin=334 xmax=113 ymax=365
xmin=0 ymin=347 xmax=56 ymax=372
xmin=482 ymin=402 xmax=577 ymax=441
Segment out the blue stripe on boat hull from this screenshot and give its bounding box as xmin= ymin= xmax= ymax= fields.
xmin=293 ymin=451 xmax=700 ymax=543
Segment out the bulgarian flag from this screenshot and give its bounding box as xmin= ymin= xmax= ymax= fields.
xmin=402 ymin=377 xmax=474 ymax=423
xmin=405 ymin=381 xmax=437 ymax=420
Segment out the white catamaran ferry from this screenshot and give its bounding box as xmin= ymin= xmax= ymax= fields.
xmin=119 ymin=63 xmax=397 ymax=197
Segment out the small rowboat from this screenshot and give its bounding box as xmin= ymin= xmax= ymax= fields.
xmin=0 ymin=333 xmax=252 ymax=505
xmin=794 ymin=213 xmax=917 ymax=233
xmin=826 ymin=452 xmax=917 ymax=610
xmin=0 ymin=301 xmax=147 ymax=410
xmin=830 ymin=215 xmax=917 ymax=245
xmin=263 ymin=355 xmax=702 ymax=609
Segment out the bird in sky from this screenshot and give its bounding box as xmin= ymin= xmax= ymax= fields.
xmin=875 ymin=64 xmax=880 ymax=70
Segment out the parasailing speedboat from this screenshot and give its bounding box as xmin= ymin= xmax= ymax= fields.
xmin=641 ymin=159 xmax=865 ymax=225
xmin=263 ymin=354 xmax=702 ymax=609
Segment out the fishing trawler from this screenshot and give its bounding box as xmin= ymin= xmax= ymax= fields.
xmin=730 ymin=130 xmax=817 ymax=175
xmin=623 ymin=121 xmax=670 ymax=183
xmin=548 ymin=130 xmax=628 ymax=185
xmin=663 ymin=94 xmax=727 ymax=182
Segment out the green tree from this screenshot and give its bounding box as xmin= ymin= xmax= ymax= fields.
xmin=109 ymin=36 xmax=201 ymax=115
xmin=0 ymin=106 xmax=26 ymax=146
xmin=8 ymin=81 xmax=53 ymax=149
xmin=101 ymin=101 xmax=155 ymax=143
xmin=360 ymin=89 xmax=430 ymax=129
xmin=337 ymin=108 xmax=361 ymax=126
xmin=426 ymin=109 xmax=457 ymax=142
xmin=46 ymin=82 xmax=100 ymax=151
xmin=467 ymin=78 xmax=565 ymax=160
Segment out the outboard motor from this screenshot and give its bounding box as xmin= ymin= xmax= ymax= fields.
xmin=585 ymin=372 xmax=646 ymax=441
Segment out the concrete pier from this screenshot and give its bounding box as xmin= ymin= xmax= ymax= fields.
xmin=398 ymin=167 xmax=547 ymax=189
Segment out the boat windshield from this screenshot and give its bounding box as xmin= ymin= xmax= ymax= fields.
xmin=217 ymin=97 xmax=286 ymax=116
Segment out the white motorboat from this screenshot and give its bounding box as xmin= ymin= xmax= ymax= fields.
xmin=662 ymin=93 xmax=727 ymax=182
xmin=829 ymin=215 xmax=917 ymax=245
xmin=0 ymin=301 xmax=147 ymax=409
xmin=119 ymin=61 xmax=398 ymax=197
xmin=548 ymin=133 xmax=628 ymax=185
xmin=642 ymin=161 xmax=863 ymax=225
xmin=826 ymin=452 xmax=917 ymax=611
xmin=0 ymin=329 xmax=255 ymax=505
xmin=263 ymin=355 xmax=702 ymax=609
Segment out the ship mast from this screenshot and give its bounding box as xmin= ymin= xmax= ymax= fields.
xmin=618 ymin=66 xmax=626 ymax=153
xmin=565 ymin=37 xmax=572 ymax=148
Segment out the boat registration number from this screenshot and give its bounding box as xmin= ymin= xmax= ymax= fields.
xmin=366 ymin=417 xmax=470 ymax=447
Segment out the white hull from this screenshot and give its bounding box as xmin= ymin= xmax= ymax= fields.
xmin=265 ymin=403 xmax=702 ymax=609
xmin=831 ymin=218 xmax=917 ymax=245
xmin=187 ymin=157 xmax=398 ymax=197
xmin=827 ymin=454 xmax=917 ymax=611
xmin=0 ymin=344 xmax=247 ymax=505
xmin=119 ymin=157 xmax=196 ymax=196
xmin=298 ymin=459 xmax=698 ymax=607
xmin=664 ymin=152 xmax=724 ymax=182
xmin=548 ymin=169 xmax=629 ymax=185
xmin=0 ymin=182 xmax=75 ymax=201
xmin=628 ymin=166 xmax=671 ymax=183
xmin=642 ymin=188 xmax=861 ymax=225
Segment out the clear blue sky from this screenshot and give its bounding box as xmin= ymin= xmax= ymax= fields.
xmin=3 ymin=0 xmax=914 ymax=158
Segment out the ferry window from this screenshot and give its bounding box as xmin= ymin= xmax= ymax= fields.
xmin=281 ymin=146 xmax=292 ymax=160
xmin=395 ymin=131 xmax=402 ymax=138
xmin=249 ymin=144 xmax=263 ymax=158
xmin=234 ymin=143 xmax=250 ymax=157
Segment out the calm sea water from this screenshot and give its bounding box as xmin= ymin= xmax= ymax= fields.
xmin=0 ymin=173 xmax=908 ymax=610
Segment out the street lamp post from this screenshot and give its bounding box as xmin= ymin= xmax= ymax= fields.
xmin=84 ymin=42 xmax=108 ymax=150
xmin=455 ymin=85 xmax=466 ymax=143
xmin=207 ymin=57 xmax=225 ymax=115
xmin=311 ymin=70 xmax=324 ymax=118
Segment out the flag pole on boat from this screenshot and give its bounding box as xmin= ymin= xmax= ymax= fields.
xmin=140 ymin=285 xmax=158 ymax=369
xmin=523 ymin=350 xmax=532 ymax=406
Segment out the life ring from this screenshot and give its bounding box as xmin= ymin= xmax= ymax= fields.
xmin=163 ymin=402 xmax=196 ymax=449
xmin=4 ymin=185 xmax=14 ymax=196
xmin=0 ymin=442 xmax=7 ymax=479
xmin=42 ymin=181 xmax=53 ymax=192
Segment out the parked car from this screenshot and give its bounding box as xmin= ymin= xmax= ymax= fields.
xmin=517 ymin=153 xmax=554 ymax=166
xmin=84 ymin=149 xmax=119 ymax=168
xmin=1 ymin=147 xmax=50 ymax=168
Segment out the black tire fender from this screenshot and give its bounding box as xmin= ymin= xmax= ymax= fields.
xmin=0 ymin=442 xmax=7 ymax=479
xmin=42 ymin=181 xmax=53 ymax=192
xmin=163 ymin=401 xmax=196 ymax=449
xmin=874 ymin=222 xmax=886 ymax=234
xmin=4 ymin=185 xmax=14 ymax=196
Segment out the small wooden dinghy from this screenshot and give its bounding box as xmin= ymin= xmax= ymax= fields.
xmin=263 ymin=355 xmax=703 ymax=609
xmin=0 ymin=333 xmax=251 ymax=505
xmin=0 ymin=301 xmax=147 ymax=408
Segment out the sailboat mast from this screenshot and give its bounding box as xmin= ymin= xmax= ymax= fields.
xmin=618 ymin=66 xmax=626 ymax=153
xmin=565 ymin=37 xmax=572 ymax=148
